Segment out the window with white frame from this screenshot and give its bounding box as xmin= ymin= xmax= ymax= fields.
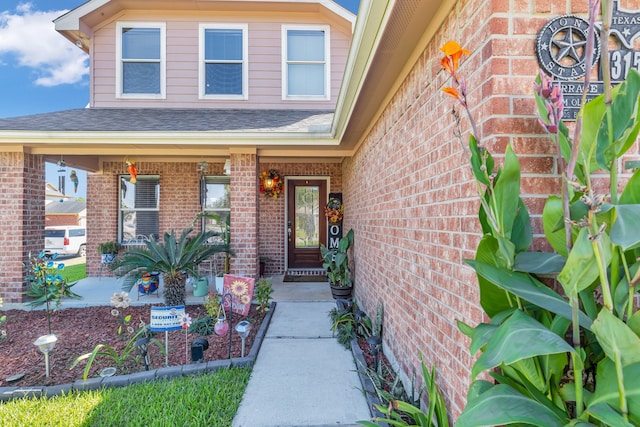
xmin=116 ymin=22 xmax=166 ymax=98
xmin=199 ymin=24 xmax=248 ymax=99
xmin=119 ymin=175 xmax=160 ymax=244
xmin=201 ymin=176 xmax=231 ymax=245
xmin=282 ymin=25 xmax=330 ymax=99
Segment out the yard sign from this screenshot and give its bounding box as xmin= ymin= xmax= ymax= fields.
xmin=149 ymin=305 xmax=185 ymax=332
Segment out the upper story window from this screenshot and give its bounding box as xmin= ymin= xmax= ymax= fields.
xmin=282 ymin=25 xmax=330 ymax=100
xmin=119 ymin=175 xmax=160 ymax=244
xmin=199 ymin=24 xmax=248 ymax=100
xmin=116 ymin=22 xmax=166 ymax=99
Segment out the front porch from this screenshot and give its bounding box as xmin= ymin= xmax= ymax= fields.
xmin=2 ymin=274 xmax=332 ymax=311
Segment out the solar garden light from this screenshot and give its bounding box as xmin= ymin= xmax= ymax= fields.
xmin=367 ymin=335 xmax=382 ymax=373
xmin=191 ymin=337 xmax=209 ymax=362
xmin=235 ymin=320 xmax=252 ymax=358
xmin=33 ymin=334 xmax=58 ymax=378
xmin=134 ymin=336 xmax=151 ymax=370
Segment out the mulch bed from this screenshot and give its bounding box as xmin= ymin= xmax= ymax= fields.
xmin=0 ymin=304 xmax=264 ymax=388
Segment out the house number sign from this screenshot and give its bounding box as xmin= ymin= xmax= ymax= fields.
xmin=535 ymin=0 xmax=640 ymax=120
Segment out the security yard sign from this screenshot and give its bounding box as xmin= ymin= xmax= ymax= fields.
xmin=149 ymin=305 xmax=185 ymax=332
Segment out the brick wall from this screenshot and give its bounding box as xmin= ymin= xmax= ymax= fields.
xmin=86 ymin=161 xmax=223 ymax=276
xmin=0 ymin=152 xmax=45 ymax=303
xmin=340 ymin=0 xmax=631 ymax=418
xmin=230 ymin=153 xmax=259 ymax=276
xmin=258 ymin=161 xmax=342 ymax=275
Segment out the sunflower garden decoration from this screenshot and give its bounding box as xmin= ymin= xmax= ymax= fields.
xmin=259 ymin=169 xmax=284 ymax=199
xmin=222 ymin=275 xmax=255 ymax=316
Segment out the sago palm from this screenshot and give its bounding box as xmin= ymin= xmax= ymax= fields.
xmin=112 ymin=228 xmax=231 ymax=306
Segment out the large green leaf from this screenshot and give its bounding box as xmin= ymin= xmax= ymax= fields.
xmin=589 ymin=359 xmax=640 ymax=425
xmin=580 ymin=88 xmax=606 ymax=174
xmin=628 ymin=310 xmax=640 ymax=338
xmin=462 ymin=322 xmax=498 ymax=355
xmin=512 ymin=198 xmax=533 ymax=253
xmin=472 ymin=310 xmax=575 ymax=379
xmin=543 ymin=196 xmax=568 ymax=257
xmin=495 ymin=234 xmax=516 ymax=270
xmin=596 ymin=69 xmax=640 ymax=170
xmin=456 ymin=384 xmax=567 ymax=427
xmin=469 ymin=135 xmax=490 ymax=186
xmin=466 ymin=260 xmax=593 ymax=329
xmin=591 ymin=309 xmax=640 ymax=367
xmin=474 ymin=236 xmax=517 ymax=317
xmin=557 ymin=227 xmax=611 ymax=298
xmin=620 ymin=168 xmax=640 ymax=204
xmin=494 ymin=145 xmax=521 ymax=240
xmin=585 ymin=403 xmax=636 ymax=427
xmin=610 ymin=204 xmax=640 ymax=250
xmin=514 ymin=252 xmax=566 ymax=274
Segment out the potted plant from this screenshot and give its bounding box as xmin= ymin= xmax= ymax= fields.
xmin=111 ymin=227 xmax=232 ymax=306
xmin=320 ymin=228 xmax=354 ymax=299
xmin=98 ymin=241 xmax=122 ymax=264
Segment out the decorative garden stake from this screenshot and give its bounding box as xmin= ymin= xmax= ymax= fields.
xmin=134 ymin=336 xmax=151 ymax=371
xmin=180 ymin=313 xmax=192 ymax=365
xmin=33 ymin=334 xmax=58 ymax=378
xmin=215 ymin=293 xmax=234 ymax=359
xmin=235 ymin=320 xmax=252 ymax=358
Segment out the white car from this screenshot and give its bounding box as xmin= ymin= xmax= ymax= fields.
xmin=44 ymin=226 xmax=86 ymax=257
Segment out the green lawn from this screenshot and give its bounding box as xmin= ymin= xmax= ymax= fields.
xmin=61 ymin=263 xmax=87 ymax=283
xmin=0 ymin=368 xmax=251 ymax=427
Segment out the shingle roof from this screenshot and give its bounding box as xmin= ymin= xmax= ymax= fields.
xmin=0 ymin=108 xmax=334 ymax=133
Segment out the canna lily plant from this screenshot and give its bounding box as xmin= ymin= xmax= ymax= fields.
xmin=442 ymin=2 xmax=640 ymax=426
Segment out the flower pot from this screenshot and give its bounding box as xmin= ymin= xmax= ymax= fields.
xmin=193 ymin=277 xmax=209 ymax=297
xmin=330 ymin=284 xmax=352 ymax=300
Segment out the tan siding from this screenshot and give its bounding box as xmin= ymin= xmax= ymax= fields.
xmin=90 ymin=11 xmax=351 ymax=109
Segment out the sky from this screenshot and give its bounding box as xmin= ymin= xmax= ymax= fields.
xmin=1 ymin=0 xmax=359 ymax=198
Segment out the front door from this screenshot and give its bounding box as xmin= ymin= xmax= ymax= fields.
xmin=287 ymin=179 xmax=327 ymax=269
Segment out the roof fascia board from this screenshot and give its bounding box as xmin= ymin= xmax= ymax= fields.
xmin=334 ymin=0 xmax=456 ymax=153
xmin=54 ymin=0 xmax=355 ymax=31
xmin=0 ymin=131 xmax=339 ymax=145
xmin=54 ymin=0 xmax=110 ymax=30
xmin=331 ymin=0 xmax=393 ymax=140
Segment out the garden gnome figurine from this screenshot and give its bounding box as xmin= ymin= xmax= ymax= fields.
xmin=70 ymin=170 xmax=79 ymax=193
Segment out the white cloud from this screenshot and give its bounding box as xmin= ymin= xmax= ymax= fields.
xmin=0 ymin=2 xmax=88 ymax=86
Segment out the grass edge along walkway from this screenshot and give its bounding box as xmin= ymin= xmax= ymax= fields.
xmin=0 ymin=367 xmax=251 ymax=427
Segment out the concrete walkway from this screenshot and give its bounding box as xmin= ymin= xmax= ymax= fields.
xmin=233 ymin=281 xmax=371 ymax=427
xmin=5 ymin=274 xmax=372 ymax=426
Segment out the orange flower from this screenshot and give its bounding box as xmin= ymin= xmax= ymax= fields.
xmin=442 ymin=87 xmax=459 ymax=99
xmin=440 ymin=41 xmax=470 ymax=73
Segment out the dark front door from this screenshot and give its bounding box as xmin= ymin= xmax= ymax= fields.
xmin=287 ymin=179 xmax=327 ymax=269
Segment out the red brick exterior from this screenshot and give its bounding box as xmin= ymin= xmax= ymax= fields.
xmin=0 ymin=152 xmax=45 ymax=303
xmin=340 ymin=0 xmax=640 ymax=418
